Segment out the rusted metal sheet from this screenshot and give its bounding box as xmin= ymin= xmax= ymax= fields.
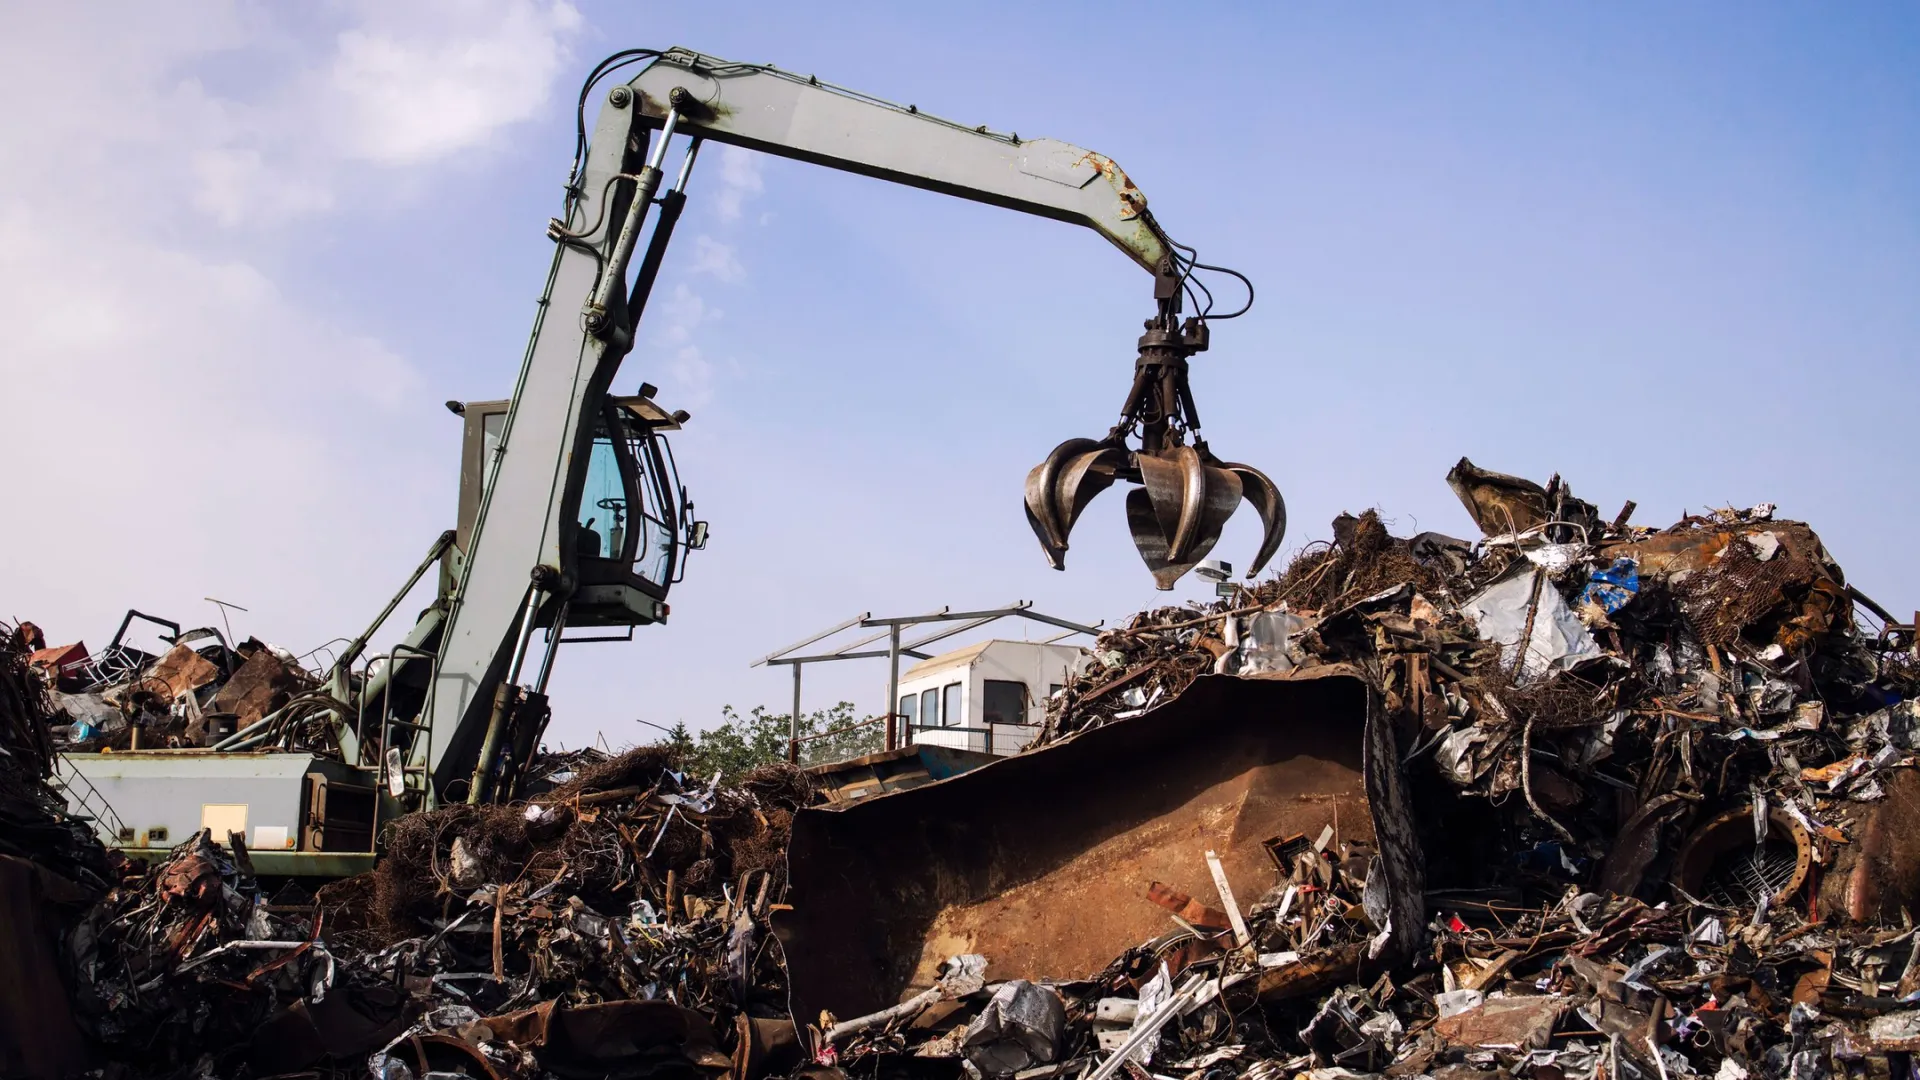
xmin=1821 ymin=768 xmax=1920 ymax=924
xmin=1446 ymin=457 xmax=1598 ymax=538
xmin=0 ymin=854 xmax=90 ymax=1080
xmin=1433 ymin=994 xmax=1568 ymax=1050
xmin=144 ymin=642 xmax=221 ymax=702
xmin=775 ymin=669 xmax=1422 ymax=1027
xmin=26 ymin=642 xmax=88 ymax=686
xmin=210 ymin=648 xmax=302 ymax=727
xmin=479 ymin=998 xmax=733 ymax=1074
xmin=1594 ymin=520 xmax=1845 ymax=653
xmin=246 ymin=984 xmax=414 ymax=1075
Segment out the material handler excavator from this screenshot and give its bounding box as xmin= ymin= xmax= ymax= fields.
xmin=60 ymin=48 xmax=1286 ymax=875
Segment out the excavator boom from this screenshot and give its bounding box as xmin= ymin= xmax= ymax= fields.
xmin=423 ymin=47 xmax=1285 ymax=805
xmin=623 ymin=50 xmax=1170 ymax=274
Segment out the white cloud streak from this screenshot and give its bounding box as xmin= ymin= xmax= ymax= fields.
xmin=689 ymin=235 xmax=745 ymax=282
xmin=712 ymin=145 xmax=766 ymax=223
xmin=0 ymin=2 xmax=582 ymax=651
xmin=327 ymin=1 xmax=584 ymax=166
xmin=647 ymin=284 xmax=721 ymax=406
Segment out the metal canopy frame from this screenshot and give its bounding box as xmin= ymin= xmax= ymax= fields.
xmin=752 ymin=601 xmax=1102 ymax=758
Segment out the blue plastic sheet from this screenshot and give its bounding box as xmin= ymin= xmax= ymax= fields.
xmin=1578 ymin=557 xmax=1640 ymax=614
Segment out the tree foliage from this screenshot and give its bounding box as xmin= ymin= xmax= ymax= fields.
xmin=659 ymin=701 xmax=883 ymax=779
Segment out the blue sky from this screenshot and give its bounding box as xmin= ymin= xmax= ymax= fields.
xmin=3 ymin=4 xmax=1915 ymax=750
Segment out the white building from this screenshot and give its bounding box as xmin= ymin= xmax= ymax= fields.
xmin=894 ymin=639 xmax=1087 ymax=756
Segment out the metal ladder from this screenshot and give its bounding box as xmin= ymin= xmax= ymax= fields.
xmin=51 ymin=753 xmax=130 ymax=846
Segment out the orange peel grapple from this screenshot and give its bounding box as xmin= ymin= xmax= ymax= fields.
xmin=1026 ymin=271 xmax=1285 ymax=589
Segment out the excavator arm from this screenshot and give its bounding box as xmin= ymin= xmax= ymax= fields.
xmin=622 ymin=49 xmax=1170 ymax=274
xmin=421 ymin=48 xmax=1284 ymax=805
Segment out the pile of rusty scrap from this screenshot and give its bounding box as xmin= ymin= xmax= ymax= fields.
xmin=68 ymin=748 xmax=810 ymax=1079
xmin=0 ymin=621 xmax=110 ymax=886
xmin=27 ymin=457 xmax=1920 ymax=1080
xmin=964 ymin=457 xmax=1920 ymax=1080
xmin=25 ymin=616 xmax=322 ymax=755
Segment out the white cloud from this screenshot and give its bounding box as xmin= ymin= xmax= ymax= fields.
xmin=0 ymin=3 xmax=579 ymax=653
xmin=645 ymin=284 xmax=723 ymax=407
xmin=713 ymin=145 xmax=766 ymax=223
xmin=689 ymin=235 xmax=745 ymax=282
xmin=326 ymin=1 xmax=583 ymax=166
xmin=0 ymin=3 xmax=582 ymax=232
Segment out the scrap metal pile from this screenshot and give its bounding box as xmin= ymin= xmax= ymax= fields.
xmin=1 ymin=623 xmax=110 ymax=886
xmin=15 ymin=457 xmax=1920 ymax=1080
xmin=66 ymin=748 xmax=810 ymax=1079
xmin=26 ymin=617 xmax=321 ymax=755
xmin=997 ymin=457 xmax=1920 ymax=1080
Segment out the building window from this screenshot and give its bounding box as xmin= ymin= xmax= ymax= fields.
xmin=898 ymin=693 xmax=917 ymax=728
xmin=920 ymin=688 xmax=939 ymax=729
xmin=983 ymin=680 xmax=1027 ymax=726
xmin=1049 ymin=684 xmax=1064 ymax=699
xmin=943 ymin=683 xmax=962 ymax=727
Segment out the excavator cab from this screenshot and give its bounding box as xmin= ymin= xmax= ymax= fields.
xmin=453 ymin=387 xmax=706 ymax=630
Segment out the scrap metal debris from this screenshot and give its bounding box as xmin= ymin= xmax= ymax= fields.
xmin=29 ymin=613 xmax=323 ymax=755
xmin=7 ymin=457 xmax=1920 ymax=1080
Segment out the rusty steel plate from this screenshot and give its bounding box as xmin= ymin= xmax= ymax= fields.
xmin=774 ymin=669 xmax=1422 ymax=1028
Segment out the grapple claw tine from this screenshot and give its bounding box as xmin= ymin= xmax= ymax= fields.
xmin=1132 ymin=451 xmax=1188 ymax=558
xmin=1224 ymin=461 xmax=1287 ymax=576
xmin=1024 ymin=499 xmax=1070 ymax=570
xmin=1125 ymin=488 xmax=1181 ymax=590
xmin=1129 ymin=447 xmax=1243 ymax=588
xmin=1024 ymin=439 xmax=1124 ymax=570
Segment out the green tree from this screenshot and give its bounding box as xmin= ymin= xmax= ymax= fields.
xmin=668 ymin=702 xmax=884 ymax=779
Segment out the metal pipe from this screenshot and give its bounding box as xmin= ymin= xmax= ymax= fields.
xmin=531 ymin=602 xmax=570 ymax=696
xmin=469 ymin=586 xmax=545 ymax=804
xmin=673 ymin=137 xmax=702 ymax=191
xmin=210 ymin=709 xmax=281 ymax=751
xmin=886 ymin=626 xmax=902 ymax=751
xmin=508 ymin=603 xmax=572 ymax=797
xmin=326 ymin=531 xmax=454 ymax=692
xmin=753 ymin=612 xmax=870 ymax=668
xmin=626 ymin=138 xmax=700 ymax=336
xmin=374 ymin=642 xmax=438 ymax=851
xmin=504 ymin=587 xmax=545 ymax=688
xmin=585 ymin=108 xmax=678 ymax=323
xmin=788 ymin=664 xmax=802 ymax=764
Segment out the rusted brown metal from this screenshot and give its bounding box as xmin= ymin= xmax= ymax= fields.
xmin=776 ymin=668 xmax=1422 ymax=1027
xmin=1594 ymin=520 xmax=1847 ymax=653
xmin=1671 ymin=805 xmax=1813 ymax=907
xmin=733 ymin=1014 xmax=802 ymax=1080
xmin=1820 ymin=768 xmax=1920 ymax=924
xmin=480 ymin=998 xmax=734 ymax=1074
xmin=1446 ymin=457 xmax=1599 ymax=539
xmin=0 ymin=855 xmax=90 ymax=1080
xmin=1433 ymin=994 xmax=1569 ymax=1050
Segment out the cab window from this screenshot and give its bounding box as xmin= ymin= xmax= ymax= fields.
xmin=983 ymin=680 xmax=1027 ymax=726
xmin=576 ymin=436 xmax=622 ymax=559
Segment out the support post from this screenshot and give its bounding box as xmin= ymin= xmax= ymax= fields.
xmin=886 ymin=626 xmax=903 ymax=751
xmin=789 ymin=663 xmax=802 ymax=764
xmin=469 ymin=583 xmax=546 ymax=804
